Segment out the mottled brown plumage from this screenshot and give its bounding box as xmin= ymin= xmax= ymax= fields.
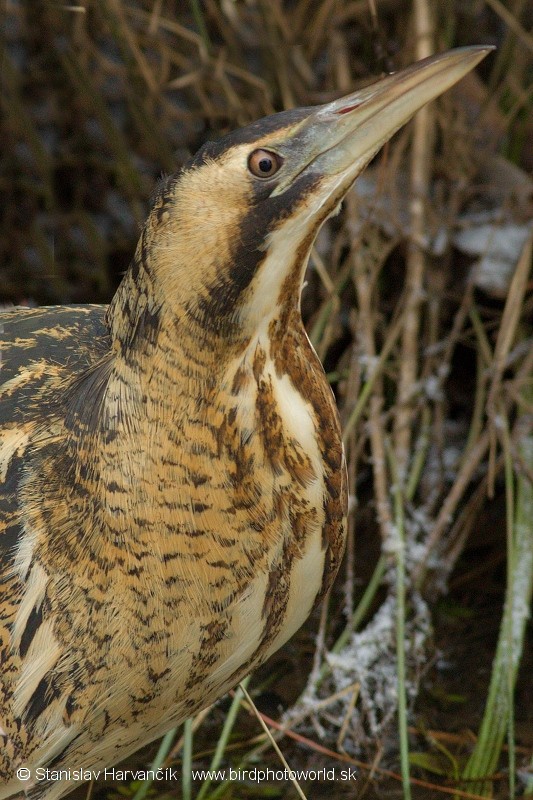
xmin=0 ymin=47 xmax=490 ymax=800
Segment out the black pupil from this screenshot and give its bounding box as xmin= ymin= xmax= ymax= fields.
xmin=258 ymin=157 xmax=273 ymax=173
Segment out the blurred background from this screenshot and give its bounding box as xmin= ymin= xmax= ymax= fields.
xmin=1 ymin=2 xmax=532 ymax=799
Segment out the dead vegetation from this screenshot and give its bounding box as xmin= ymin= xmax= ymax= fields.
xmin=1 ymin=1 xmax=532 ymax=799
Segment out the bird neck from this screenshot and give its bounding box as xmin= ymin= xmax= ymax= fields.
xmin=106 ymin=230 xmax=250 ymax=376
xmin=98 ymin=220 xmax=314 ymax=453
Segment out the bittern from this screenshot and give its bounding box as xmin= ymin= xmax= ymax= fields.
xmin=1 ymin=47 xmax=490 ymax=799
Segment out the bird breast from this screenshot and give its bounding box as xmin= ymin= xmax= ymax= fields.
xmin=0 ymin=313 xmax=346 ymax=796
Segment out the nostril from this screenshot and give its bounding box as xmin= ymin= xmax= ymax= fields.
xmin=336 ymin=102 xmax=362 ymax=115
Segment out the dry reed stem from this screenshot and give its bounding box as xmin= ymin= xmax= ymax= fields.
xmin=336 ymin=682 xmax=361 ymax=752
xmin=442 ymin=463 xmax=502 ymax=579
xmin=240 ymin=685 xmax=309 ymax=800
xmin=484 ymin=0 xmax=533 ymax=53
xmin=393 ymin=0 xmax=434 ymax=477
xmin=305 ymin=0 xmax=338 ymax=60
xmin=487 ymin=233 xmax=533 ymax=492
xmin=165 ymin=706 xmax=213 ymax=764
xmin=123 ymin=5 xmax=205 ymax=52
xmin=309 ymin=595 xmax=330 ymax=688
xmin=310 ymin=245 xmax=341 ymax=361
xmin=341 ymin=344 xmax=362 ymax=619
xmin=415 ymin=430 xmax=491 ymax=584
xmin=347 ymin=191 xmax=394 ymax=540
xmin=106 ymin=0 xmax=158 ymax=94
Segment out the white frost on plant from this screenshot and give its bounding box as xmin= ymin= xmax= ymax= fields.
xmin=442 ymin=445 xmax=462 ymax=473
xmin=325 ymin=595 xmax=399 ymax=739
xmin=454 ymin=218 xmax=533 ymax=295
xmin=492 ymin=414 xmax=506 ymax=431
xmin=423 ymin=374 xmax=443 ymax=402
xmin=358 ymin=353 xmax=380 ymax=378
xmin=405 ymin=540 xmax=428 ymax=575
xmin=407 ymin=506 xmax=433 ymax=536
xmin=382 ymin=523 xmax=403 ymax=557
xmin=287 ymin=592 xmax=433 ymax=751
xmin=508 ymin=520 xmax=533 ymax=665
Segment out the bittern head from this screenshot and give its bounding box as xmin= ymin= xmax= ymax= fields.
xmin=125 ymin=47 xmax=491 ymax=347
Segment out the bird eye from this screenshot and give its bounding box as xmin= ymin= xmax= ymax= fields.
xmin=248 ymin=149 xmax=283 ymax=178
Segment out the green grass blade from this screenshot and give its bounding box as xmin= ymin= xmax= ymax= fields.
xmin=182 ymin=718 xmax=194 ymax=800
xmin=195 ymin=676 xmax=250 ymax=800
xmin=462 ymin=412 xmax=533 ymax=796
xmin=130 ymin=727 xmax=178 ymax=800
xmin=387 ymin=443 xmax=412 ymax=800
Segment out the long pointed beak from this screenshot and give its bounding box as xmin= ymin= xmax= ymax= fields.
xmin=273 ymin=46 xmax=493 ymax=194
